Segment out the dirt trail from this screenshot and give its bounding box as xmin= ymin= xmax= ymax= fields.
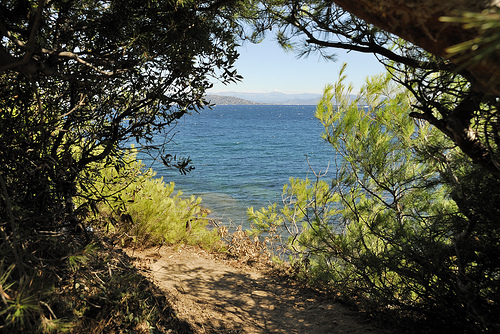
xmin=127 ymin=245 xmax=390 ymax=334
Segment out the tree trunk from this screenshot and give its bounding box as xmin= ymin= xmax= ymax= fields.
xmin=331 ymin=0 xmax=500 ymax=95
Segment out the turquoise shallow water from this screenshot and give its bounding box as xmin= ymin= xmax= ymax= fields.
xmin=139 ymin=105 xmax=335 ymax=227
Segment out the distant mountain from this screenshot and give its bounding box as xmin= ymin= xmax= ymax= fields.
xmin=207 ymin=91 xmax=361 ymax=105
xmin=206 ymin=95 xmax=261 ymax=105
xmin=210 ymin=91 xmax=323 ymax=105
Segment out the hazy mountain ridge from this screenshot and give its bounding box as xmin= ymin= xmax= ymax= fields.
xmin=207 ymin=91 xmax=360 ymax=105
xmin=209 ymin=91 xmax=323 ymax=105
xmin=206 ymin=95 xmax=261 ymax=105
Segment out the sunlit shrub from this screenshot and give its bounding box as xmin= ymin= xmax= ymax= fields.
xmin=78 ymin=149 xmax=220 ymax=250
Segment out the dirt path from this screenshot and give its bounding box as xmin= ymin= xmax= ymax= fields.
xmin=126 ymin=245 xmax=390 ymax=334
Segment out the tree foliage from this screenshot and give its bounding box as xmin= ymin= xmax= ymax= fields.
xmin=243 ymin=3 xmax=500 ymax=331
xmin=0 ymin=1 xmax=242 ymax=330
xmin=0 ymin=0 xmax=241 ymax=240
xmin=328 ymin=0 xmax=500 ymax=95
xmin=249 ymin=69 xmax=500 ymax=332
xmin=243 ymin=0 xmax=500 ymax=178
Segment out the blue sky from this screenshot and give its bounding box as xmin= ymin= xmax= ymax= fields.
xmin=209 ymin=36 xmax=386 ymax=95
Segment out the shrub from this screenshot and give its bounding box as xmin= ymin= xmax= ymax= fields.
xmin=78 ymin=149 xmax=221 ymax=250
xmin=248 ymin=67 xmax=500 ymax=332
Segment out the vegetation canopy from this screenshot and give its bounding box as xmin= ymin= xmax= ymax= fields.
xmin=0 ymin=0 xmax=242 ymax=331
xmin=241 ymin=4 xmax=500 ymax=330
xmin=242 ymin=0 xmax=500 ymax=178
xmin=0 ymin=0 xmax=241 ymax=231
xmin=1 ymin=0 xmax=499 ymax=332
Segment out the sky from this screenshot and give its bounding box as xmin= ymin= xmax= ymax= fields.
xmin=209 ymin=36 xmax=386 ymax=95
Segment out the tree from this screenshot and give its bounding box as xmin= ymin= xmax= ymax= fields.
xmin=0 ymin=0 xmax=241 ymax=235
xmin=328 ymin=0 xmax=500 ymax=96
xmin=244 ymin=1 xmax=500 ymax=178
xmin=0 ymin=1 xmax=242 ymax=329
xmin=244 ymin=3 xmax=500 ymax=331
xmin=249 ymin=68 xmax=500 ymax=332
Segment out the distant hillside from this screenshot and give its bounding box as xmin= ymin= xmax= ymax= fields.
xmin=207 ymin=92 xmax=362 ymax=105
xmin=206 ymin=95 xmax=261 ymax=105
xmin=209 ymin=91 xmax=322 ymax=105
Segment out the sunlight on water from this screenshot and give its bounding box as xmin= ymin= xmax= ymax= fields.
xmin=138 ymin=105 xmax=335 ymax=228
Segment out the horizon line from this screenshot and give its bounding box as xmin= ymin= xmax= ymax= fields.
xmin=208 ymin=90 xmax=324 ymax=95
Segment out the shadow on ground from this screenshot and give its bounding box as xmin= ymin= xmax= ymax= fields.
xmin=129 ymin=246 xmax=389 ymax=334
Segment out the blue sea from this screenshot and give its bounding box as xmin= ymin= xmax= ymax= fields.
xmin=139 ymin=105 xmax=335 ymax=227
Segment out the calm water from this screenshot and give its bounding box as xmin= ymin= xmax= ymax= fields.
xmin=139 ymin=105 xmax=335 ymax=227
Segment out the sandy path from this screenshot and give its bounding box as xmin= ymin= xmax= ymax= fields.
xmin=127 ymin=245 xmax=390 ymax=334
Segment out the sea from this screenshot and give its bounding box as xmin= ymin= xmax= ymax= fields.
xmin=138 ymin=105 xmax=336 ymax=228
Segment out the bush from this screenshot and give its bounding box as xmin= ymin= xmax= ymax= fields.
xmin=79 ymin=148 xmax=221 ymax=250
